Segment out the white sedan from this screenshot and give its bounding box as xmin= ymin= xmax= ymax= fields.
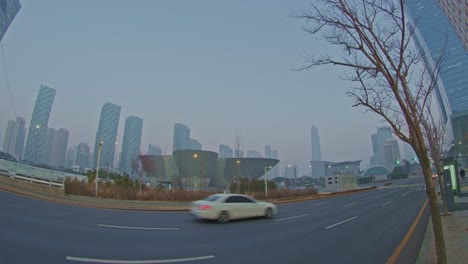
xmin=190 ymin=193 xmax=278 ymax=223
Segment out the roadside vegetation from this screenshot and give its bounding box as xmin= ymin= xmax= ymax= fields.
xmin=64 ymin=172 xmax=319 ymax=202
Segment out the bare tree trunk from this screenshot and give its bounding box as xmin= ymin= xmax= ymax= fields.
xmin=421 ymin=158 xmax=447 ymax=263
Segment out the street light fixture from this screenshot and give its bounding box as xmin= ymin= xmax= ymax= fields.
xmin=95 ymin=141 xmax=103 ymax=198
xmin=264 ymin=166 xmax=272 ymax=200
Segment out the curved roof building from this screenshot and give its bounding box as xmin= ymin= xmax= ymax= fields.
xmin=361 ymin=165 xmax=391 ymax=181
xmin=139 ymin=150 xmax=279 ymax=190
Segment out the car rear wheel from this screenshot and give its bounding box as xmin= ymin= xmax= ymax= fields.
xmin=264 ymin=208 xmax=273 ymax=218
xmin=218 ymin=211 xmax=230 ymax=223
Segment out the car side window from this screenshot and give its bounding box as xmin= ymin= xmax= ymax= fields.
xmin=225 ymin=196 xmax=237 ymax=203
xmin=237 ymin=196 xmax=255 ymax=203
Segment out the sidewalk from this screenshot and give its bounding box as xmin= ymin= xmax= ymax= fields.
xmin=416 ymin=183 xmax=468 ymax=264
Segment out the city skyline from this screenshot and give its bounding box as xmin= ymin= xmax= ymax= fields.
xmin=0 ymin=1 xmax=386 ymax=168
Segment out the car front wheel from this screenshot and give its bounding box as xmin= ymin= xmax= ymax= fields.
xmin=264 ymin=208 xmax=273 ymax=218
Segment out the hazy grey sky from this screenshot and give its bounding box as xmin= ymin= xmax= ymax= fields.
xmin=0 ymin=0 xmax=383 ymax=172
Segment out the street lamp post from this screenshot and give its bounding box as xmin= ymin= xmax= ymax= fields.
xmin=264 ymin=166 xmax=272 ymax=200
xmin=95 ymin=141 xmax=103 ymax=198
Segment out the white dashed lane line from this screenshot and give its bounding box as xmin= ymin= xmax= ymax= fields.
xmin=274 ymin=214 xmax=310 ymax=222
xmin=66 ymin=255 xmax=215 ymax=263
xmin=325 ymin=216 xmax=357 ymax=229
xmin=97 ymin=224 xmax=179 ymax=231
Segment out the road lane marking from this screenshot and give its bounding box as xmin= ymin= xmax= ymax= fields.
xmin=344 ymin=202 xmax=358 ymax=207
xmin=400 ymin=189 xmax=415 ymax=197
xmin=274 ymin=214 xmax=310 ymax=221
xmin=97 ymin=224 xmax=179 ymax=231
xmin=310 ymin=202 xmax=330 ymax=206
xmin=66 ymin=255 xmax=215 ymax=263
xmin=417 ymin=187 xmax=423 ymax=191
xmin=376 ymin=189 xmax=400 ymax=198
xmin=325 ymin=216 xmax=357 ymax=229
xmin=381 ymin=201 xmax=392 ymax=207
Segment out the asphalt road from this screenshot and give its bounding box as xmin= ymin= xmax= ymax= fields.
xmin=0 ymin=177 xmax=427 ymax=264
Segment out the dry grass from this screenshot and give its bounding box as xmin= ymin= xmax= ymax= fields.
xmin=65 ymin=178 xmax=319 ymax=202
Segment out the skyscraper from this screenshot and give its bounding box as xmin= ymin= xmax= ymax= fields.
xmin=265 ymin=145 xmax=279 ymax=178
xmin=219 ymin=144 xmax=233 ymax=158
xmin=24 ymin=85 xmax=56 ymax=164
xmin=189 ymin=138 xmax=202 ymax=150
xmin=383 ymin=138 xmax=401 ymax=168
xmin=2 ymin=116 xmax=25 ymax=160
xmin=40 ymin=128 xmax=68 ymax=168
xmin=120 ymin=116 xmax=143 ymax=176
xmin=75 ymin=143 xmax=90 ymax=172
xmin=406 ymin=1 xmax=468 ymax=144
xmin=311 ymin=126 xmax=322 ymax=161
xmin=172 ymin=123 xmax=190 ymax=152
xmin=148 ymin=144 xmax=162 ymax=155
xmin=0 ymin=0 xmax=21 ymax=42
xmin=437 ymin=0 xmax=468 ymax=52
xmin=370 ymin=127 xmax=393 ymax=166
xmin=93 ymin=102 xmax=121 ymax=169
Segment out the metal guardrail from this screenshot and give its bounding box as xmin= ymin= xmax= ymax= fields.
xmin=0 ymin=159 xmax=87 ymax=188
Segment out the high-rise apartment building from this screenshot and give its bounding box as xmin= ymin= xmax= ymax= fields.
xmin=436 ymin=0 xmax=468 ymax=52
xmin=265 ymin=145 xmax=279 ymax=178
xmin=383 ymin=138 xmax=401 ymax=168
xmin=406 ymin=1 xmax=468 ymax=144
xmin=189 ymin=138 xmax=202 ymax=150
xmin=120 ymin=116 xmax=143 ymax=176
xmin=370 ymin=127 xmax=393 ymax=166
xmin=24 ymin=85 xmax=56 ymax=164
xmin=2 ymin=116 xmax=25 ymax=160
xmin=93 ymin=102 xmax=121 ymax=169
xmin=0 ymin=0 xmax=21 ymax=42
xmin=148 ymin=144 xmax=162 ymax=155
xmin=173 ymin=123 xmax=190 ymax=152
xmin=75 ymin=143 xmax=90 ymax=172
xmin=219 ymin=144 xmax=233 ymax=158
xmin=310 ymin=126 xmax=322 ymax=161
xmin=40 ymin=128 xmax=68 ymax=168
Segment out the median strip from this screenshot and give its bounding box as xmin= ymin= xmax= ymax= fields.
xmin=325 ymin=216 xmax=357 ymax=229
xmin=66 ymin=255 xmax=215 ymax=263
xmin=97 ymin=224 xmax=179 ymax=231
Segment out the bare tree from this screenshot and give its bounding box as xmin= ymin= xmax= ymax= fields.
xmin=295 ymin=0 xmax=447 ymax=262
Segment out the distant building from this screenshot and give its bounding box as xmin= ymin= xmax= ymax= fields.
xmin=139 ymin=150 xmax=280 ymax=189
xmin=265 ymin=145 xmax=279 ymax=178
xmin=437 ymin=0 xmax=468 ymax=52
xmin=0 ymin=0 xmax=21 ymax=42
xmin=235 ymin=149 xmax=244 ymax=158
xmin=311 ymin=126 xmax=322 ymax=161
xmin=325 ymin=160 xmax=361 ymax=176
xmin=41 ymin=128 xmax=69 ymax=168
xmin=120 ymin=116 xmax=143 ymax=176
xmin=93 ymin=102 xmax=121 ymax=168
xmin=148 ymin=144 xmax=162 ymax=155
xmin=2 ymin=117 xmax=25 ymax=160
xmin=247 ymin=150 xmax=262 ymax=158
xmin=383 ymin=138 xmax=401 ymax=168
xmin=173 ymin=123 xmax=190 ymax=152
xmin=66 ymin=147 xmax=76 ymax=169
xmin=370 ymin=127 xmax=392 ymax=166
xmin=189 ymin=138 xmax=202 ymax=150
xmin=75 ymin=143 xmax=90 ymax=172
xmin=24 ymin=85 xmax=56 ymax=164
xmin=219 ymin=144 xmax=233 ymax=158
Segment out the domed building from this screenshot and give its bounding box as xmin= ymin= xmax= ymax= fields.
xmin=139 ymin=150 xmax=279 ymax=190
xmin=361 ymin=165 xmax=392 ymax=181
